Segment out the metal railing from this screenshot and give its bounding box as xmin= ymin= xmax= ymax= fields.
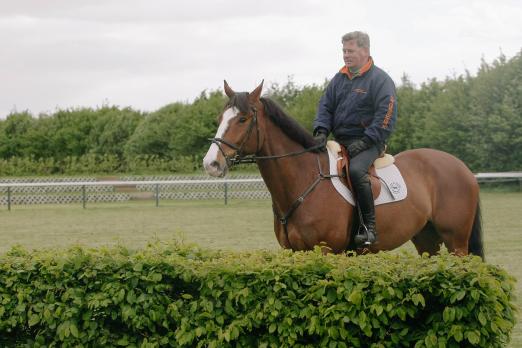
xmin=1 ymin=172 xmax=520 ymax=211
xmin=475 ymin=172 xmax=522 ymax=181
xmin=475 ymin=172 xmax=522 ymax=191
xmin=0 ymin=178 xmax=266 ymax=211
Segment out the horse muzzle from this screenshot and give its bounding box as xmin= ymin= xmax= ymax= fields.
xmin=204 ymin=160 xmax=228 ymax=177
xmin=203 ymin=146 xmax=229 ymax=177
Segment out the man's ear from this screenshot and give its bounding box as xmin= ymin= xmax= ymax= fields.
xmin=224 ymin=80 xmax=235 ymax=98
xmin=248 ymin=80 xmax=264 ymax=102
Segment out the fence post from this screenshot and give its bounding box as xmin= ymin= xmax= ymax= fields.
xmin=155 ymin=183 xmax=159 ymax=207
xmin=82 ymin=185 xmax=86 ymax=209
xmin=7 ymin=186 xmax=11 ymax=211
xmin=224 ymin=182 xmax=228 ymax=205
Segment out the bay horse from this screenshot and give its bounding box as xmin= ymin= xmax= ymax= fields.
xmin=203 ymin=81 xmax=484 ymax=259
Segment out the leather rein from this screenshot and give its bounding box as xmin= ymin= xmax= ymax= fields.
xmin=208 ymin=106 xmax=342 ymax=241
xmin=209 ymin=106 xmax=325 ymax=166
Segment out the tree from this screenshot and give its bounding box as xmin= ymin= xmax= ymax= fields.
xmin=168 ymin=90 xmax=227 ymax=158
xmin=90 ymin=107 xmax=144 ymax=158
xmin=0 ymin=112 xmax=34 ymax=158
xmin=124 ymin=103 xmax=185 ymax=158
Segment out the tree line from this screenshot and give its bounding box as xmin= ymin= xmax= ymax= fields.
xmin=0 ymin=51 xmax=520 ymax=176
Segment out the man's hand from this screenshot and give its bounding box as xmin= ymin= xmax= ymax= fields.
xmin=347 ymin=137 xmax=372 ymax=158
xmin=313 ymin=128 xmax=328 ymax=151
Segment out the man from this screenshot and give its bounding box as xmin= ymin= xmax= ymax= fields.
xmin=313 ymin=31 xmax=398 ymax=246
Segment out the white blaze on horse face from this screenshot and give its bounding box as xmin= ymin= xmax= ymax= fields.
xmin=203 ymin=107 xmax=239 ymax=176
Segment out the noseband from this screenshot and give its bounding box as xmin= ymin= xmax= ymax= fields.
xmin=209 ymin=106 xmax=260 ymax=167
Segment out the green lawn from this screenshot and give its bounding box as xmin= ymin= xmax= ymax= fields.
xmin=0 ymin=191 xmax=520 ymax=346
xmin=0 ymin=200 xmax=277 ymax=252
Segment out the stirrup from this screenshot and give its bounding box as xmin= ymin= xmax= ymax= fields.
xmin=363 ymin=231 xmax=377 ymax=246
xmin=354 ymin=224 xmax=377 ymax=246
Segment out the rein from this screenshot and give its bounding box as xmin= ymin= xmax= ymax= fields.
xmin=208 ymin=104 xmax=341 ymax=243
xmin=209 ymin=107 xmax=325 ymax=167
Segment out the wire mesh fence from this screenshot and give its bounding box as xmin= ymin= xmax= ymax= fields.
xmin=0 ymin=175 xmax=270 ymax=209
xmin=1 ymin=173 xmax=520 ymax=210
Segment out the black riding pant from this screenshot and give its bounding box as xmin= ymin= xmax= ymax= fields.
xmin=340 ymin=138 xmax=382 ymax=224
xmin=341 ymin=139 xmax=381 ymax=186
xmin=339 ymin=138 xmax=383 ymax=231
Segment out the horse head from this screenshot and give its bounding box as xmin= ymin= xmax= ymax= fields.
xmin=203 ymin=80 xmax=265 ymax=177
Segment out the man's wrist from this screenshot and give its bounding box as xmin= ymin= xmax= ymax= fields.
xmin=314 ymin=127 xmax=328 ymax=137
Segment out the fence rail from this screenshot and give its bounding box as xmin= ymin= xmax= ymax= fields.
xmin=475 ymin=172 xmax=522 ymax=180
xmin=0 ymin=178 xmax=267 ymax=210
xmin=0 ymin=172 xmax=520 ymax=210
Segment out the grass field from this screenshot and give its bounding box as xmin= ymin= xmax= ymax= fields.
xmin=0 ymin=191 xmax=520 ymax=346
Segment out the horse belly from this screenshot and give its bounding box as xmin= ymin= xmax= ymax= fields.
xmin=375 ymin=200 xmax=430 ymax=250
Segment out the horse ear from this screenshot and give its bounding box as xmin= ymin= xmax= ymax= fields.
xmin=249 ymin=80 xmax=264 ymax=102
xmin=224 ymin=80 xmax=235 ymax=98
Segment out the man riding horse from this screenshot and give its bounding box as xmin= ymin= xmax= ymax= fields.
xmin=313 ymin=31 xmax=398 ymax=246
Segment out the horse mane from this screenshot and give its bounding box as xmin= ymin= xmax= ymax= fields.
xmin=226 ymin=93 xmax=317 ymax=150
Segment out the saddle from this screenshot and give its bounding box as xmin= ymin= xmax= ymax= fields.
xmin=333 ymin=143 xmax=395 ymax=199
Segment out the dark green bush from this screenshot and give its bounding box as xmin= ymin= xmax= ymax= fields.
xmin=0 ymin=243 xmax=516 ymax=347
xmin=0 ymin=154 xmax=199 ymax=176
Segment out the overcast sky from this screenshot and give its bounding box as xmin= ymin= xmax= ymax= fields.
xmin=1 ymin=0 xmax=521 ymax=118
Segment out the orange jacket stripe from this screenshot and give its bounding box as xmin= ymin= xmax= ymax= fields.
xmin=382 ymin=96 xmax=395 ymax=129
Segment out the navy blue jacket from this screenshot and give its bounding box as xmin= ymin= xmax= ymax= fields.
xmin=313 ymin=58 xmax=397 ymax=144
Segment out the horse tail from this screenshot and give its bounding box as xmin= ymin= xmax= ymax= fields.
xmin=468 ymin=200 xmax=485 ymax=261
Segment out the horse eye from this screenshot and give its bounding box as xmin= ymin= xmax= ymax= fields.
xmin=239 ymin=116 xmax=247 ymax=123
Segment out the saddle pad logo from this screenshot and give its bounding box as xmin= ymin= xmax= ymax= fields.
xmin=389 ymin=181 xmax=402 ymax=195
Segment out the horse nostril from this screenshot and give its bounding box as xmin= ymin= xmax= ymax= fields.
xmin=210 ymin=161 xmax=220 ymax=168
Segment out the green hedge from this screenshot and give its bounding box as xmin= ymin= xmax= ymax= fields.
xmin=0 ymin=154 xmax=200 ymax=176
xmin=0 ymin=243 xmax=516 ymax=347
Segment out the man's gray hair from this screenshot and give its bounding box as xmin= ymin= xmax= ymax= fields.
xmin=341 ymin=31 xmax=370 ymax=48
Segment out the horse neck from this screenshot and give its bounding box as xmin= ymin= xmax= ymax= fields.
xmin=256 ymin=120 xmax=320 ymax=209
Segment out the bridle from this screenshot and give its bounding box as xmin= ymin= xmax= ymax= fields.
xmin=208 ymin=103 xmax=341 ymax=243
xmin=209 ymin=105 xmax=325 ymax=167
xmin=209 ymin=106 xmax=261 ymax=167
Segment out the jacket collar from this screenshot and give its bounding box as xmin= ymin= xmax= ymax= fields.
xmin=340 ymin=57 xmax=374 ymax=80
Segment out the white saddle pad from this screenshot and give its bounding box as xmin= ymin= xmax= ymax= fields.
xmin=326 ymin=141 xmax=407 ymax=206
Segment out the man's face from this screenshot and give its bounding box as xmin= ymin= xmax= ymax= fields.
xmin=342 ymin=40 xmax=369 ymax=70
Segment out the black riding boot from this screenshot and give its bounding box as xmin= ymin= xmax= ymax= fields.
xmin=353 ymin=175 xmax=377 ymax=246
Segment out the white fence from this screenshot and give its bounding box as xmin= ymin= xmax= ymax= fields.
xmin=0 ymin=173 xmax=520 ymax=210
xmin=0 ymin=177 xmax=267 ymax=210
xmin=475 ymin=172 xmax=522 ymax=182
